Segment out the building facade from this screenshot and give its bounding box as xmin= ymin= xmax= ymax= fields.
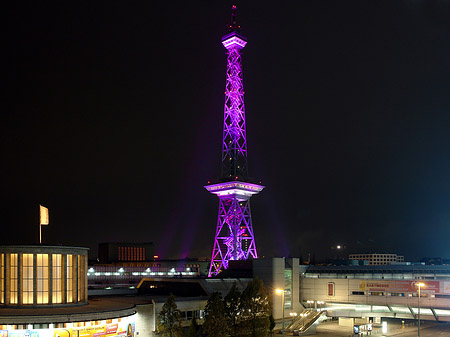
xmin=98 ymin=243 xmax=155 ymax=264
xmin=0 ymin=245 xmax=137 ymax=337
xmin=349 ymin=253 xmax=405 ymax=265
xmin=301 ymin=265 xmax=450 ymax=322
xmin=0 ymin=245 xmax=88 ymax=306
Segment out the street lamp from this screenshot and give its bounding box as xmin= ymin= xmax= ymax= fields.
xmin=276 ymin=289 xmax=285 ymax=337
xmin=317 ymin=301 xmax=325 ymax=311
xmin=416 ymin=282 xmax=425 ymax=337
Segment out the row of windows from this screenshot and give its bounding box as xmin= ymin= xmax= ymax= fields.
xmin=350 ymin=254 xmax=399 ymax=258
xmin=350 ymin=255 xmax=404 ymax=262
xmin=0 ymin=253 xmax=86 ymax=305
xmin=118 ymin=247 xmax=146 ymax=261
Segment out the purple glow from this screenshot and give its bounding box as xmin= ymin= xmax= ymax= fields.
xmin=221 ymin=31 xmax=248 ymax=179
xmin=207 ymin=7 xmax=263 ymax=277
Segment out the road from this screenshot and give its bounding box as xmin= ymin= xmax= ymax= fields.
xmin=390 ymin=324 xmax=450 ymax=337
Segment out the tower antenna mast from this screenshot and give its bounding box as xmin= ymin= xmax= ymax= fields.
xmin=205 ymin=5 xmax=264 ymax=277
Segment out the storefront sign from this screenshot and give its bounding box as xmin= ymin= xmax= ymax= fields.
xmin=359 ymin=280 xmax=440 ymax=293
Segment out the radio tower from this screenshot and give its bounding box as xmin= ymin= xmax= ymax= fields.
xmin=205 ymin=5 xmax=264 ymax=277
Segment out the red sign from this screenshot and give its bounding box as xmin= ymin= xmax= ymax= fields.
xmin=106 ymin=325 xmax=118 ymax=335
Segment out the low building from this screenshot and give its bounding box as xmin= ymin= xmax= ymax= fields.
xmin=0 ymin=245 xmax=136 ymax=335
xmin=98 ymin=242 xmax=155 ymax=264
xmin=0 ymin=245 xmax=274 ymax=337
xmin=301 ymin=264 xmax=450 ymax=322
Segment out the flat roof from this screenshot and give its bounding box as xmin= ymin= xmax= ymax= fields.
xmin=305 ymin=265 xmax=450 ymax=274
xmin=0 ymin=297 xmax=136 ymax=324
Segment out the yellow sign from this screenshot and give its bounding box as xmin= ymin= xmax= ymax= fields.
xmin=55 ymin=328 xmax=72 ymax=337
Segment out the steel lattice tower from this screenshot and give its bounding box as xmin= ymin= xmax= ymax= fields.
xmin=205 ymin=5 xmax=264 ymax=277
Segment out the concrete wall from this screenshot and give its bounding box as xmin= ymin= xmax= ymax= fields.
xmin=135 ymin=304 xmax=156 ymax=337
xmin=253 ymin=257 xmax=301 ymax=320
xmin=301 ymin=277 xmax=450 ymax=321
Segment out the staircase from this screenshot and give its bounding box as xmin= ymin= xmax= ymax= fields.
xmin=284 ymin=310 xmax=325 ymax=334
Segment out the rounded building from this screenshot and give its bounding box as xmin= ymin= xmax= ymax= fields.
xmin=0 ymin=246 xmax=136 ymax=336
xmin=0 ymin=245 xmax=88 ymax=306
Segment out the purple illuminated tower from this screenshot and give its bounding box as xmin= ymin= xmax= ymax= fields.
xmin=205 ymin=5 xmax=264 ymax=277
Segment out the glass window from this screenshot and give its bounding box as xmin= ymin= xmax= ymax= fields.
xmin=328 ymin=282 xmax=335 ymax=296
xmin=77 ymin=256 xmax=81 ymax=302
xmin=37 ymin=254 xmax=49 ymax=304
xmin=67 ymin=255 xmax=73 ymax=303
xmin=10 ymin=254 xmax=18 ymax=304
xmin=22 ymin=254 xmax=34 ymax=304
xmin=0 ymin=254 xmax=3 ymax=303
xmin=284 ymin=269 xmax=292 ymax=309
xmin=52 ymin=254 xmax=62 ymax=304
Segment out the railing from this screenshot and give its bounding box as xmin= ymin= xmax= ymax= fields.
xmin=284 ymin=309 xmax=325 ymax=333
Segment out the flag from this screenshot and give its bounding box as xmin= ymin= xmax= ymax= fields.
xmin=40 ymin=205 xmax=49 ymax=225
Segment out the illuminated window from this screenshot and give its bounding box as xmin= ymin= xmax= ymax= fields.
xmin=370 ymin=291 xmax=385 ymax=296
xmin=328 ymin=282 xmax=335 ymax=297
xmin=37 ymin=254 xmax=49 ymax=304
xmin=66 ymin=255 xmax=73 ymax=303
xmin=284 ymin=269 xmax=292 ymax=309
xmin=52 ymin=254 xmax=62 ymax=303
xmin=22 ymin=254 xmax=34 ymax=304
xmin=0 ymin=254 xmax=3 ymax=303
xmin=10 ymin=254 xmax=18 ymax=304
xmin=77 ymin=256 xmax=82 ymax=302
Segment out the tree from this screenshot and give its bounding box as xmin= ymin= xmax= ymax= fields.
xmin=157 ymin=293 xmax=183 ymax=337
xmin=268 ymin=314 xmax=276 ymax=337
xmin=239 ymin=277 xmax=271 ymax=337
xmin=224 ymin=283 xmax=241 ymax=337
xmin=202 ymin=292 xmax=230 ymax=337
xmin=187 ymin=317 xmax=199 ymax=337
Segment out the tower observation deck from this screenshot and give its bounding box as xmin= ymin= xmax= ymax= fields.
xmin=205 ymin=5 xmax=264 ymax=277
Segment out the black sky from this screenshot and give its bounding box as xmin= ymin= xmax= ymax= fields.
xmin=4 ymin=1 xmax=450 ymax=261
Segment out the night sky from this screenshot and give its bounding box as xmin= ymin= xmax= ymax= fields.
xmin=4 ymin=1 xmax=450 ymax=261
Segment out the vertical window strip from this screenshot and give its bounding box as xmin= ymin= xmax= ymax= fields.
xmin=37 ymin=254 xmax=49 ymax=304
xmin=77 ymin=256 xmax=81 ymax=302
xmin=284 ymin=269 xmax=293 ymax=309
xmin=66 ymin=255 xmax=73 ymax=303
xmin=10 ymin=254 xmax=18 ymax=304
xmin=22 ymin=254 xmax=34 ymax=304
xmin=52 ymin=254 xmax=62 ymax=304
xmin=0 ymin=254 xmax=3 ymax=303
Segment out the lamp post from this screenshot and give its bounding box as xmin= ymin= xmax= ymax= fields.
xmin=276 ymin=289 xmax=285 ymax=337
xmin=290 ymin=312 xmax=298 ymax=324
xmin=317 ymin=301 xmax=325 ymax=311
xmin=416 ymin=282 xmax=425 ymax=337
